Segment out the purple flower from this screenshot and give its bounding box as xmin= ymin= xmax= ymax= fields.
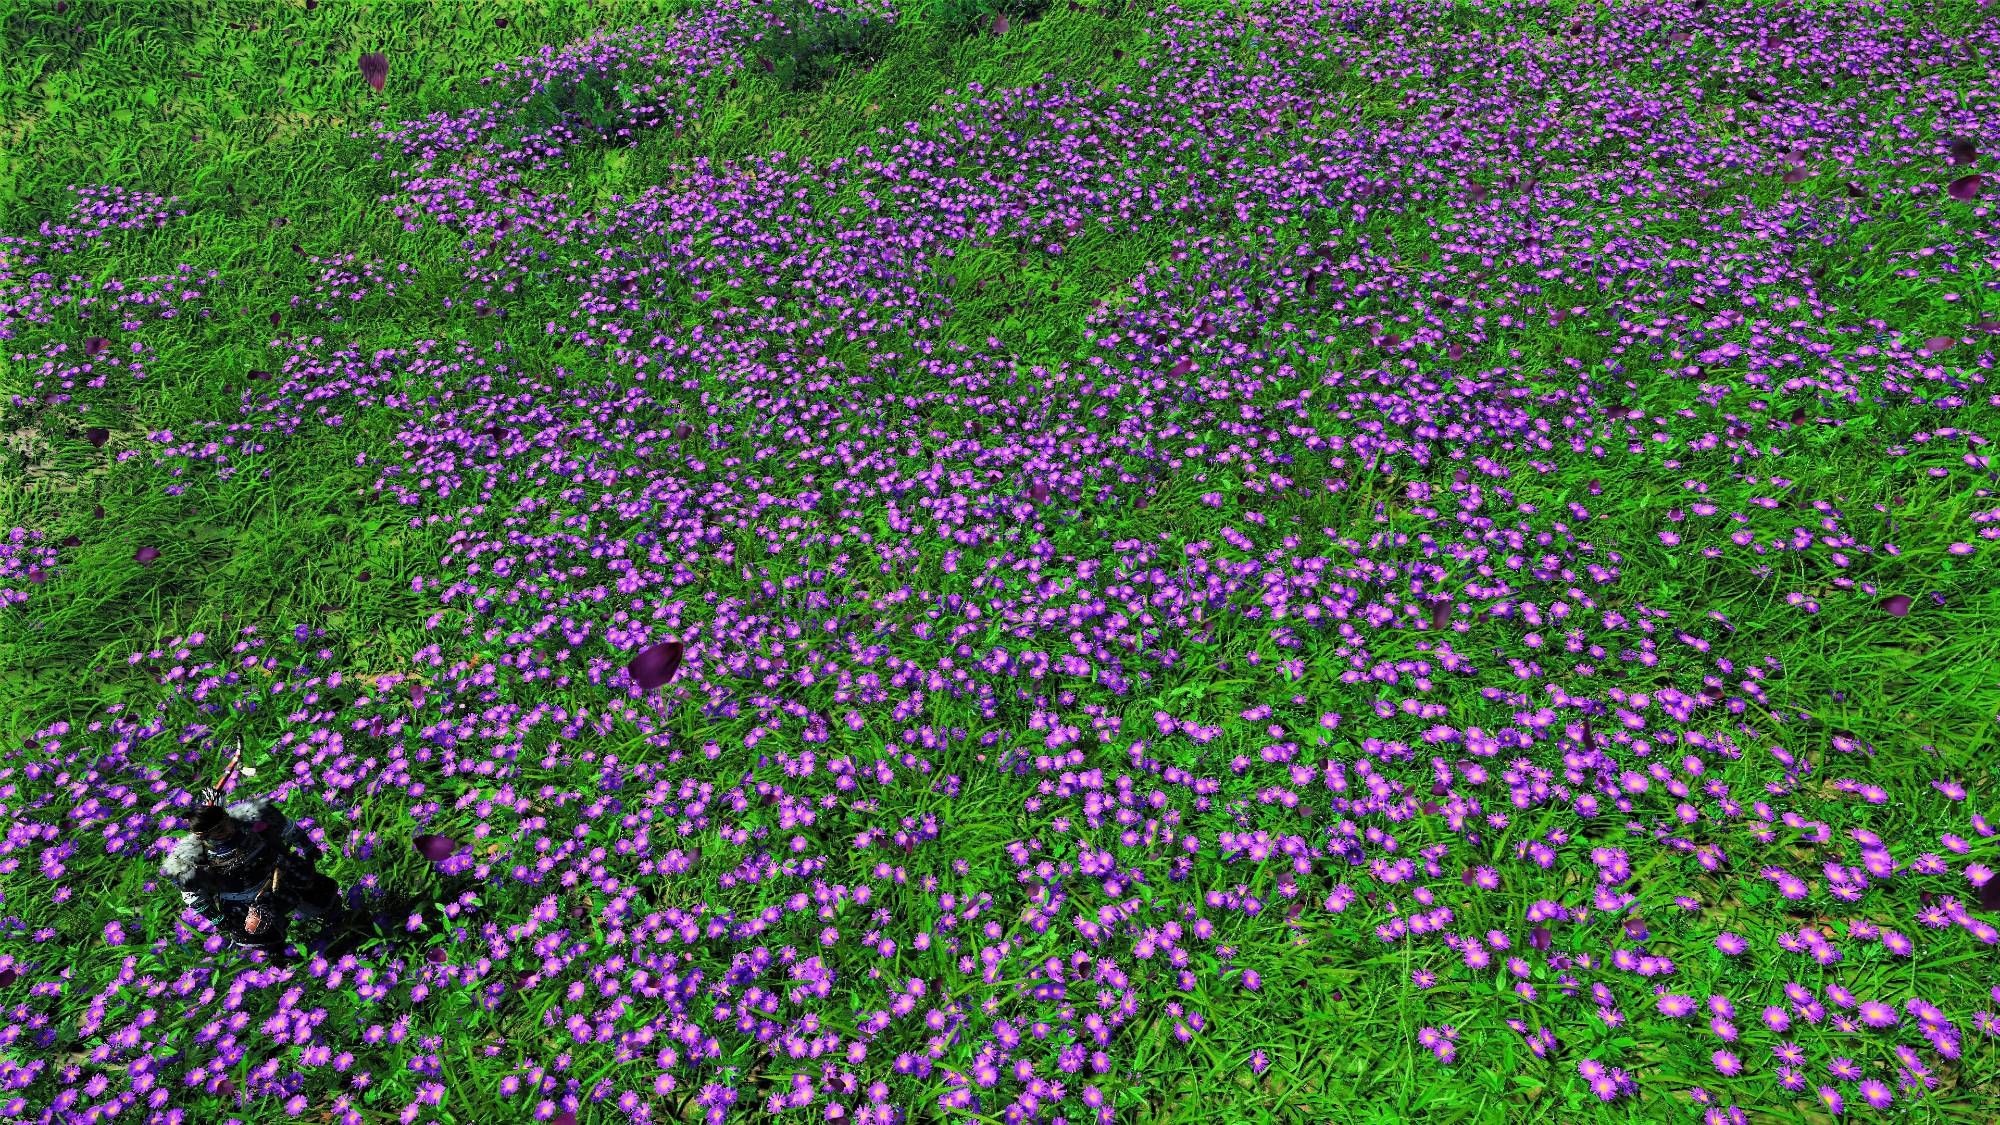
xmin=1857 ymin=1001 xmax=1897 ymax=1028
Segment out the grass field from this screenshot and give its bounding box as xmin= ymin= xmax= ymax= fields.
xmin=2 ymin=0 xmax=1999 ymax=1122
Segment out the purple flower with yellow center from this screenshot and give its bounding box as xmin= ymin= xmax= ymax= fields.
xmin=1657 ymin=993 xmax=1697 ymax=1019
xmin=1858 ymin=1000 xmax=1898 ymax=1029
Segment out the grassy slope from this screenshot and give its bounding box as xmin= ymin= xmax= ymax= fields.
xmin=2 ymin=1 xmax=1997 ymax=1123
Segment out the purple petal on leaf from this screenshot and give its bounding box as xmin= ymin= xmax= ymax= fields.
xmin=1947 ymin=173 xmax=1983 ymax=201
xmin=1881 ymin=594 xmax=1913 ymax=617
xmin=359 ymin=52 xmax=389 ymax=92
xmin=413 ymin=834 xmax=456 ymax=863
xmin=629 ymin=640 xmax=685 ymax=690
xmin=134 ymin=546 xmax=159 ymax=567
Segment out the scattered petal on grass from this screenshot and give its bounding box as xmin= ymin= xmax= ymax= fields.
xmin=133 ymin=546 xmax=159 ymax=567
xmin=628 ymin=640 xmax=684 ymax=690
xmin=360 ymin=51 xmax=388 ymax=93
xmin=1881 ymin=594 xmax=1913 ymax=617
xmin=412 ymin=834 xmax=456 ymax=863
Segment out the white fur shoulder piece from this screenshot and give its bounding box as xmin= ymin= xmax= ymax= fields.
xmin=225 ymin=795 xmax=276 ymax=823
xmin=161 ymin=835 xmax=206 ymax=883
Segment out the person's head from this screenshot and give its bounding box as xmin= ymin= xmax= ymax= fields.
xmin=189 ymin=805 xmax=235 ymax=841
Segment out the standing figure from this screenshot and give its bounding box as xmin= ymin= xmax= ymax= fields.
xmin=161 ymin=794 xmax=345 ymax=958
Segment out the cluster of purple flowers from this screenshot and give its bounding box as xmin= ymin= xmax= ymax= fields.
xmin=2 ymin=0 xmax=1998 ymax=1122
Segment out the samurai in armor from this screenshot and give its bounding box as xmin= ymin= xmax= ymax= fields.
xmin=161 ymin=795 xmax=345 ymax=956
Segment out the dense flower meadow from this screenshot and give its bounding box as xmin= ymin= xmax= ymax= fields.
xmin=2 ymin=0 xmax=1998 ymax=1122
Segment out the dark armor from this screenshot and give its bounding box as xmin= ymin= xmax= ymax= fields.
xmin=161 ymin=794 xmax=343 ymax=954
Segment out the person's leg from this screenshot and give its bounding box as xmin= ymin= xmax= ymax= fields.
xmin=295 ymin=873 xmax=346 ymax=924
